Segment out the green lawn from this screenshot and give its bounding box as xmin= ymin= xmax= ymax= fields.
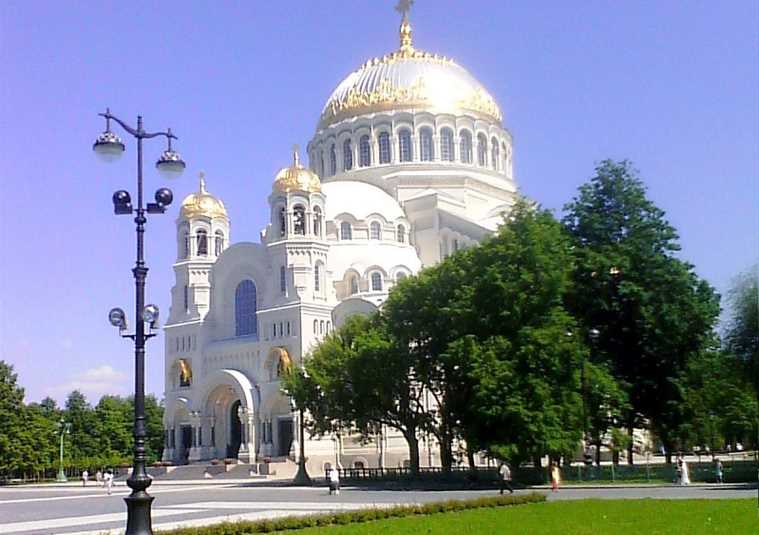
xmin=293 ymin=499 xmax=755 ymax=534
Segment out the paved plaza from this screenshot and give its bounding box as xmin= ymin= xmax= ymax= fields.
xmin=0 ymin=481 xmax=754 ymax=535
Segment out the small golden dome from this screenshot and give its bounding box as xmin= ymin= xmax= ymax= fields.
xmin=273 ymin=148 xmax=321 ymax=194
xmin=180 ymin=173 xmax=228 ymax=220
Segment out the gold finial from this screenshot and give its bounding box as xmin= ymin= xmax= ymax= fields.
xmin=198 ymin=171 xmax=207 ymax=193
xmin=292 ymin=144 xmax=300 ymax=167
xmin=395 ymin=0 xmax=414 ymax=52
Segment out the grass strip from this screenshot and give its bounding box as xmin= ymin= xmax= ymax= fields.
xmin=157 ymin=492 xmax=546 ymax=534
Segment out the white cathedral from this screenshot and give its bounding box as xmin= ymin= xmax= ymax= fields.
xmin=162 ymin=9 xmax=519 ymax=474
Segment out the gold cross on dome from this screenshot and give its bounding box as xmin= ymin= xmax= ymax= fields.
xmin=395 ymin=0 xmax=413 ymax=19
xmin=198 ymin=171 xmax=207 ymax=193
xmin=292 ymin=144 xmax=300 ymax=166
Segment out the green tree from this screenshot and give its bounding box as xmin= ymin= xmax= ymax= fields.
xmin=0 ymin=361 xmax=27 ymax=478
xmin=63 ymin=390 xmax=99 ymax=461
xmin=285 ymin=315 xmax=430 ymax=474
xmin=583 ymin=362 xmax=629 ymax=465
xmin=563 ymin=160 xmax=720 ymax=463
xmin=724 ymin=265 xmax=759 ymax=397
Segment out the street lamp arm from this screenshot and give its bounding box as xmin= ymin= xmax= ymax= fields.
xmin=99 ymin=110 xmax=177 ymax=140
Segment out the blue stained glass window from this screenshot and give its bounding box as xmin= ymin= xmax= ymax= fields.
xmin=460 ymin=131 xmax=473 ymax=164
xmin=398 ymin=129 xmax=412 ymax=162
xmin=441 ymin=128 xmax=454 ymax=161
xmin=378 ymin=132 xmax=391 ymax=164
xmin=343 ymin=139 xmax=353 ymax=171
xmin=420 ymin=128 xmax=433 ymax=161
xmin=359 ymin=135 xmax=371 ymax=167
xmin=235 ymin=280 xmax=257 ymax=337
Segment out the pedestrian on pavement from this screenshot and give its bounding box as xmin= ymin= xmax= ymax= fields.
xmin=714 ymin=458 xmax=723 ymax=484
xmin=675 ymin=455 xmax=683 ymax=485
xmin=95 ymin=469 xmax=102 ymax=484
xmin=328 ymin=467 xmax=340 ymax=496
xmin=550 ymin=462 xmax=561 ymax=492
xmin=680 ymin=458 xmax=690 ymax=486
xmin=498 ymin=462 xmax=514 ymax=495
xmin=104 ymin=470 xmax=114 ymax=495
xmin=81 ymin=470 xmax=89 ymax=487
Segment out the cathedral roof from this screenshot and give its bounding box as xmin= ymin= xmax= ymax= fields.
xmin=319 ymin=9 xmax=502 ymax=128
xmin=180 ymin=174 xmax=228 ymax=220
xmin=273 ymin=149 xmax=322 ymax=194
xmin=321 ymin=181 xmax=405 ymax=221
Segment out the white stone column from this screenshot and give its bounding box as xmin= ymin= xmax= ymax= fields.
xmin=237 ymin=407 xmax=257 ymax=463
xmin=188 ymin=411 xmax=202 ymax=462
xmin=161 ymin=426 xmax=174 ymax=462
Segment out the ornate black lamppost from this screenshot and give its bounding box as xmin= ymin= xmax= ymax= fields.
xmin=56 ymin=419 xmax=71 ymax=482
xmin=94 ymin=109 xmax=185 ymax=535
xmin=288 ymin=396 xmax=312 ymax=485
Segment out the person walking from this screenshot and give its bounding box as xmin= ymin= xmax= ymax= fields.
xmin=81 ymin=470 xmax=89 ymax=487
xmin=498 ymin=462 xmax=514 ymax=495
xmin=327 ymin=467 xmax=340 ymax=496
xmin=95 ymin=469 xmax=102 ymax=485
xmin=680 ymin=458 xmax=690 ymax=486
xmin=104 ymin=470 xmax=114 ymax=495
xmin=714 ymin=458 xmax=724 ymax=484
xmin=550 ymin=462 xmax=561 ymax=492
xmin=675 ymin=455 xmax=683 ymax=485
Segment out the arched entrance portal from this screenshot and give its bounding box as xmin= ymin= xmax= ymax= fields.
xmin=228 ymin=400 xmax=242 ymax=459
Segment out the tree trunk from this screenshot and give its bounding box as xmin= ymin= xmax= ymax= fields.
xmin=438 ymin=429 xmax=453 ymax=473
xmin=595 ymin=439 xmax=602 ymax=466
xmin=403 ymin=430 xmax=420 ymax=476
xmin=467 ymin=446 xmax=476 ymax=474
xmin=627 ymin=423 xmax=635 ymax=465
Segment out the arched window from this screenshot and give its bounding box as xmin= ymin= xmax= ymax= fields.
xmin=340 ymin=221 xmax=352 ymax=240
xmin=314 ymin=262 xmax=322 ymax=292
xmin=359 ymin=135 xmax=371 ymax=167
xmin=370 ymin=221 xmax=381 ymax=240
xmin=280 ymin=265 xmax=287 ymax=294
xmin=196 ymin=229 xmax=208 ymax=256
xmin=459 ymin=131 xmax=473 ymax=164
xmin=396 ymin=224 xmax=406 ymax=243
xmin=378 ymin=132 xmax=391 ymax=164
xmin=183 ymin=230 xmax=190 ymax=258
xmin=349 ymin=276 xmax=359 ymax=295
xmin=319 ymin=320 xmax=324 ymax=334
xmin=183 ymin=285 xmax=189 ymax=312
xmin=178 ymin=359 xmax=192 ymax=388
xmin=235 ymin=280 xmax=257 ymax=337
xmin=371 ymin=272 xmax=383 ymax=291
xmin=278 ymin=206 xmax=286 ymax=237
xmin=420 ymin=127 xmax=434 ymax=161
xmin=502 ymin=142 xmax=509 ymax=172
xmin=319 ymin=150 xmax=325 ymax=177
xmin=293 ymin=204 xmax=306 ymax=235
xmin=477 ymin=133 xmax=488 ymax=167
xmin=313 ymin=206 xmax=323 ymax=237
xmin=313 ymin=319 xmax=318 ymax=334
xmin=326 ymin=321 xmax=331 ymax=333
xmin=398 ymin=128 xmax=412 ymax=162
xmin=329 ymin=144 xmax=337 ymax=176
xmin=343 ymin=139 xmax=353 ymax=171
xmin=215 ymin=231 xmax=224 ymax=256
xmin=440 ymin=128 xmax=454 ymax=161
xmin=491 ymin=137 xmax=500 ymax=170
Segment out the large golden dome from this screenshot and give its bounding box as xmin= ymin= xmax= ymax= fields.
xmin=319 ymin=15 xmax=502 ymax=128
xmin=273 ymin=149 xmax=322 ymax=194
xmin=180 ymin=174 xmax=228 ymax=220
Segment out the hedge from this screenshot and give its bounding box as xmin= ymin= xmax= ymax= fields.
xmin=158 ymin=492 xmax=546 ymax=534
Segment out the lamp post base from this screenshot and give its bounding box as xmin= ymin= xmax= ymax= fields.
xmin=56 ymin=469 xmax=67 ymax=482
xmin=124 ymin=491 xmax=154 ymax=535
xmin=292 ymin=461 xmax=312 ymax=486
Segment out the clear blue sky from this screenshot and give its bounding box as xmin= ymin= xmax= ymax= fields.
xmin=1 ymin=0 xmax=757 ymax=405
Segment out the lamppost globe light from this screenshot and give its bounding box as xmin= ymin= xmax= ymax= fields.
xmin=93 ymin=131 xmax=126 ymax=162
xmin=156 ymin=150 xmax=186 ymax=179
xmin=109 ymin=307 xmax=127 ymax=329
xmin=589 ymin=328 xmax=601 ymax=340
xmin=142 ymin=304 xmax=159 ymax=325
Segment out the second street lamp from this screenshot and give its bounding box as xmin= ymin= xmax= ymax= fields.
xmin=95 ymin=109 xmax=185 ymax=535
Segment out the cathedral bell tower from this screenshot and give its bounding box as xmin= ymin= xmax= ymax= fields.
xmin=169 ymin=173 xmax=230 ymax=323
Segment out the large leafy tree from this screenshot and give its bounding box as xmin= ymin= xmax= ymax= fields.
xmin=724 ymin=265 xmax=759 ymax=397
xmin=284 ymin=315 xmax=430 ymax=474
xmin=563 ymin=160 xmax=720 ymax=462
xmin=0 ymin=361 xmax=27 ymax=478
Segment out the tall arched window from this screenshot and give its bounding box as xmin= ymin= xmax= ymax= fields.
xmin=319 ymin=150 xmax=325 ymax=177
xmin=235 ymin=280 xmax=257 ymax=337
xmin=502 ymin=142 xmax=509 ymax=172
xmin=183 ymin=230 xmax=190 ymax=259
xmin=313 ymin=206 xmax=323 ymax=237
xmin=371 ymin=272 xmax=383 ymax=291
xmin=340 ymin=222 xmax=352 ymax=240
xmin=459 ymin=131 xmax=473 ymax=164
xmin=343 ymin=139 xmax=353 ymax=171
xmin=280 ymin=265 xmax=287 ymax=294
xmin=293 ymin=204 xmax=305 ymax=235
xmin=359 ymin=135 xmax=371 ymax=167
xmin=440 ymin=128 xmax=454 ymax=161
xmin=477 ymin=133 xmax=488 ymax=167
xmin=329 ymin=144 xmax=337 ymax=176
xmin=378 ymin=132 xmax=391 ymax=164
xmin=196 ymin=229 xmax=208 ymax=256
xmin=278 ymin=206 xmax=286 ymax=237
xmin=215 ymin=231 xmax=224 ymax=256
xmin=314 ymin=262 xmax=322 ymax=292
xmin=398 ymin=128 xmax=412 ymax=162
xmin=313 ymin=319 xmax=318 ymax=334
xmin=491 ymin=137 xmax=500 ymax=170
xmin=183 ymin=285 xmax=189 ymax=312
xmin=396 ymin=224 xmax=406 ymax=243
xmin=420 ymin=127 xmax=434 ymax=161
xmin=370 ymin=221 xmax=381 ymax=240
xmin=349 ymin=276 xmax=359 ymax=295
